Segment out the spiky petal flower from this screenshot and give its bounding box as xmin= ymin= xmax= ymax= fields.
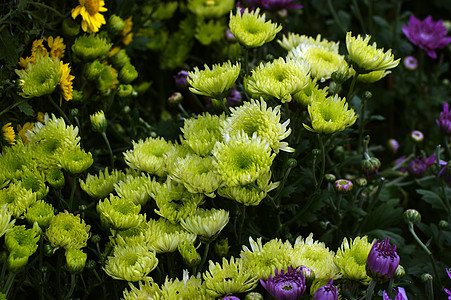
xmin=71 ymin=0 xmax=108 ymax=33
xmin=45 ymin=36 xmax=66 ymax=59
xmin=80 ymin=167 xmax=126 ymax=199
xmin=0 ymin=205 xmax=15 ymax=238
xmin=122 ymin=277 xmax=162 ymax=299
xmin=5 ymin=225 xmax=39 ymax=257
xmin=0 ymin=183 xmax=37 ymax=218
xmin=346 ymin=32 xmax=400 ymax=72
xmin=114 ymin=173 xmax=156 ymax=206
xmin=212 ymin=131 xmax=276 ymax=187
xmin=65 ymin=248 xmax=87 ymax=273
xmin=244 ymin=57 xmax=309 ymax=103
xmin=313 ymin=278 xmax=338 ymax=300
xmin=260 ymin=266 xmax=306 ymax=300
xmin=60 ymin=148 xmax=93 ymax=174
xmin=159 ymin=271 xmax=211 ymax=299
xmin=303 ymin=94 xmax=357 ymax=134
xmin=180 ymin=208 xmax=229 ymax=241
xmin=25 ymin=200 xmax=55 ymax=228
xmin=203 ymin=257 xmax=259 ymax=297
xmin=382 ymin=287 xmax=408 ymax=300
xmin=366 ymin=237 xmax=400 ymax=281
xmin=402 ymin=15 xmax=451 ymax=59
xmin=292 ymin=78 xmax=329 ymax=107
xmin=147 ymin=218 xmax=197 ymax=253
xmin=188 ymin=0 xmax=235 ymax=18
xmin=46 ymin=212 xmax=91 ymax=250
xmin=188 ymin=61 xmax=241 ymax=100
xmin=71 ymin=35 xmax=112 ymax=61
xmin=278 ymin=33 xmax=339 ymax=52
xmin=229 ymin=8 xmax=282 ymax=48
xmin=2 ymin=123 xmax=15 ymax=145
xmin=437 ymin=102 xmax=451 ymax=135
xmin=334 ymin=236 xmax=373 ymax=284
xmin=97 ymin=195 xmax=146 ymax=230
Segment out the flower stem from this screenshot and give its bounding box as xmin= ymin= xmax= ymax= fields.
xmin=317 ymin=134 xmax=326 ymax=190
xmin=197 ymin=242 xmax=211 ymax=273
xmin=29 ymin=1 xmax=66 ymax=17
xmin=242 ymin=46 xmax=250 ymax=76
xmin=358 ymin=97 xmax=367 ymax=154
xmin=365 ymin=278 xmax=377 ymax=300
xmin=48 ymin=95 xmax=72 ymax=125
xmin=327 ymin=0 xmax=347 ymax=34
xmin=68 ymin=175 xmax=78 ymax=211
xmin=101 ymin=132 xmax=115 ymax=169
xmin=64 ymin=274 xmax=77 ymax=300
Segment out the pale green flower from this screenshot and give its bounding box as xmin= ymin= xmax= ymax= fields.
xmin=114 ymin=222 xmax=153 ymax=248
xmin=18 ymin=167 xmax=48 ymax=200
xmin=0 ymin=205 xmax=15 ymax=238
xmin=90 ymin=110 xmax=107 ymax=133
xmin=104 ymin=243 xmax=158 ymax=282
xmin=0 ymin=183 xmax=37 ymax=218
xmin=292 ymin=78 xmax=329 ymax=106
xmin=79 ymin=167 xmax=126 ymax=199
xmin=123 ymin=137 xmax=174 ymax=177
xmin=278 ymin=33 xmax=339 ymax=52
xmin=7 ymin=248 xmax=30 ymax=273
xmin=147 ymin=218 xmax=197 ymax=253
xmin=346 ymin=32 xmax=400 ymax=72
xmin=357 ymin=69 xmax=391 ymax=83
xmin=222 ymin=98 xmax=294 ymax=153
xmin=65 ymin=248 xmax=87 ymax=273
xmin=123 ymin=277 xmax=161 ymax=300
xmin=180 ymin=208 xmax=229 ymax=241
xmin=195 ymin=19 xmax=226 ymax=46
xmin=169 ymin=154 xmax=223 ymax=197
xmin=180 ymin=112 xmax=226 ymax=157
xmin=0 ymin=140 xmax=34 ymax=180
xmin=5 ymin=225 xmax=39 ymax=256
xmin=188 ymin=0 xmax=235 ymax=18
xmin=244 ymin=57 xmax=310 ymax=103
xmin=303 ymin=94 xmax=357 ymax=134
xmin=212 ymin=131 xmax=275 ymax=187
xmin=240 ymin=237 xmax=293 ymax=280
xmin=72 ymin=34 xmax=112 ymax=61
xmin=154 ymin=179 xmax=205 ymax=223
xmin=97 ymin=195 xmax=146 ymax=230
xmin=163 ymin=144 xmax=196 ymax=175
xmin=334 ymin=236 xmax=373 ymax=284
xmin=114 ymin=173 xmax=156 ymax=206
xmin=60 ymin=148 xmax=93 ymax=174
xmin=159 ymin=272 xmax=211 ymax=300
xmin=15 ymin=54 xmax=61 ymax=98
xmin=25 ymin=200 xmax=54 ymax=228
xmin=45 ymin=168 xmax=65 ymax=189
xmin=218 ymin=171 xmax=279 ymax=206
xmin=178 ymin=242 xmax=201 ymax=267
xmin=203 ymin=256 xmax=258 ymax=297
xmin=188 ymin=61 xmax=240 ymax=100
xmin=229 ymin=8 xmax=282 ymax=48
xmin=46 ymin=212 xmax=91 ymax=250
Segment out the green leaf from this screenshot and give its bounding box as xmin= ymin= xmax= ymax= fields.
xmin=416 ymin=189 xmax=447 ymax=210
xmin=18 ymin=101 xmax=34 ymax=116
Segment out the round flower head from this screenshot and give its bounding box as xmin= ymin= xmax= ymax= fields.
xmin=90 ymin=110 xmax=107 ymax=133
xmin=114 ymin=173 xmax=156 ymax=206
xmin=45 ymin=212 xmax=91 ymax=250
xmin=403 ymin=56 xmax=418 ymax=70
xmin=313 ymin=278 xmax=338 ymax=300
xmin=96 ymin=63 xmax=119 ymax=93
xmin=19 ymin=167 xmax=48 ymax=200
xmin=97 ymin=195 xmax=146 ymax=230
xmin=203 ymin=256 xmax=259 ymax=297
xmin=71 ymin=0 xmax=108 ymax=33
xmin=334 ymin=236 xmax=373 ymax=284
xmin=402 ymin=15 xmax=451 ymax=59
xmin=159 ymin=271 xmax=210 ymax=299
xmin=7 ymin=248 xmax=30 ymax=273
xmin=58 ymin=61 xmax=75 ymax=102
xmin=65 ymin=248 xmax=87 ymax=273
xmin=80 ymin=167 xmax=126 ymax=199
xmin=244 ymin=57 xmax=310 ymax=103
xmin=5 ymin=225 xmax=39 ymax=257
xmin=278 ymin=33 xmax=339 ymax=52
xmin=437 ymin=102 xmax=451 ymax=135
xmin=181 ymin=112 xmax=226 ymax=156
xmin=195 ymin=19 xmax=227 ymax=46
xmin=119 ymin=63 xmax=138 ymax=84
xmin=229 ymin=8 xmax=282 ymax=48
xmin=188 ymin=61 xmax=241 ymax=100
xmin=303 ymin=94 xmax=357 ymax=134
xmin=147 ymin=218 xmax=196 ymax=253
xmin=180 ymin=208 xmax=229 ymax=241
xmin=0 ymin=141 xmax=34 ymax=180
xmin=188 ymin=0 xmax=235 ymax=18
xmin=260 ymin=266 xmax=306 ymax=300
xmin=174 ymin=70 xmax=190 ymax=90
xmin=153 ymin=179 xmax=205 ymax=223
xmin=366 ymin=237 xmax=400 ymax=281
xmin=346 ymin=32 xmax=400 ymax=72
xmin=15 ymin=54 xmax=61 ymax=98
xmin=122 ymin=277 xmax=162 ymax=300
xmin=169 ymin=154 xmax=223 ymax=197
xmin=213 ymin=131 xmax=276 ymax=187
xmin=292 ymin=78 xmax=329 ymax=106
xmin=410 ymin=130 xmax=424 ymax=142
xmin=2 ymin=123 xmax=16 ymax=145
xmin=241 ymin=237 xmax=293 ymax=280
xmin=0 ymin=205 xmax=15 ymax=239
xmin=124 ymin=136 xmax=174 ymax=177
xmin=163 ymin=144 xmax=196 ymax=177
xmin=110 ymin=48 xmax=131 ymax=69
xmin=104 ymin=242 xmax=158 ymax=282
xmin=0 ymin=183 xmax=37 ymax=218
xmin=25 ymin=200 xmax=55 ymax=228
xmin=60 ymin=148 xmax=93 ymax=174
xmin=72 ymin=35 xmax=112 ymax=61
xmin=222 ymin=98 xmax=294 ymax=153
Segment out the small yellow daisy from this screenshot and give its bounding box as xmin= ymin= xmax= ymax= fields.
xmin=2 ymin=123 xmax=16 ymax=145
xmin=71 ymin=0 xmax=108 ymax=33
xmin=58 ymin=61 xmax=75 ymax=102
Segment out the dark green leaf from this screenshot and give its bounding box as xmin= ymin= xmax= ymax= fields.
xmin=416 ymin=189 xmax=447 ymax=210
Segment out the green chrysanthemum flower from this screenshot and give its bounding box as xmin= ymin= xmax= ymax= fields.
xmin=147 ymin=218 xmax=197 ymax=253
xmin=123 ymin=137 xmax=174 ymax=177
xmin=0 ymin=183 xmax=37 ymax=218
xmin=80 ymin=167 xmax=126 ymax=199
xmin=222 ymin=98 xmax=293 ymax=153
xmin=90 ymin=110 xmax=107 ymax=133
xmin=334 ymin=236 xmax=373 ymax=284
xmin=180 ymin=208 xmax=229 ymax=241
xmin=278 ymin=33 xmax=339 ymax=52
xmin=45 ymin=168 xmax=65 ymax=189
xmin=178 ymin=242 xmax=201 ymax=267
xmin=159 ymin=272 xmax=211 ymax=300
xmin=7 ymin=248 xmax=30 ymax=273
xmin=0 ymin=140 xmax=34 ymax=180
xmin=154 ymin=179 xmax=205 ymax=223
xmin=60 ymin=147 xmax=93 ymax=174
xmin=357 ymin=69 xmax=391 ymax=83
xmin=229 ymin=8 xmax=282 ymax=48
xmin=104 ymin=243 xmax=158 ymax=282
xmin=25 ymin=200 xmax=55 ymax=228
xmin=346 ymin=32 xmax=400 ymax=72
xmin=72 ymin=34 xmax=112 ymax=61
xmin=169 ymin=155 xmax=223 ymax=197
xmin=97 ymin=195 xmax=146 ymax=230
xmin=188 ymin=0 xmax=235 ymax=18
xmin=15 ymin=54 xmax=61 ymax=98
xmin=292 ymin=78 xmax=329 ymax=106
xmin=303 ymin=94 xmax=357 ymax=134
xmin=114 ymin=173 xmax=156 ymax=206
xmin=181 ymin=112 xmax=226 ymax=157
xmin=0 ymin=205 xmax=15 ymax=238
xmin=65 ymin=248 xmax=87 ymax=274
xmin=46 ymin=212 xmax=91 ymax=250
xmin=203 ymin=256 xmax=258 ymax=297
xmin=119 ymin=63 xmax=138 ymax=84
xmin=195 ymin=19 xmax=225 ymax=46
xmin=163 ymin=144 xmax=196 ymax=175
xmin=18 ymin=167 xmax=48 ymax=200
xmin=123 ymin=277 xmax=162 ymax=300
xmin=244 ymin=57 xmax=310 ymax=103
xmin=240 ymin=237 xmax=293 ymax=280
xmin=5 ymin=225 xmax=39 ymax=257
xmin=188 ymin=61 xmax=240 ymax=100
xmin=218 ymin=171 xmax=279 ymax=206
xmin=213 ymin=131 xmax=275 ymax=187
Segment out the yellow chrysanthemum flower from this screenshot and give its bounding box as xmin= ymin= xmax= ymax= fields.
xmin=2 ymin=123 xmax=16 ymax=145
xmin=18 ymin=39 xmax=48 ymax=69
xmin=17 ymin=122 xmax=34 ymax=144
xmin=147 ymin=218 xmax=197 ymax=253
xmin=71 ymin=0 xmax=108 ymax=33
xmin=97 ymin=195 xmax=146 ymax=230
xmin=292 ymin=78 xmax=328 ymax=106
xmin=159 ymin=272 xmax=211 ymax=299
xmin=58 ymin=61 xmax=75 ymax=102
xmin=45 ymin=36 xmax=66 ymax=59
xmin=121 ymin=17 xmax=133 ymax=46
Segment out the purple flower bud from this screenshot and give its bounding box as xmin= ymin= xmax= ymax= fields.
xmin=387 ymin=139 xmax=400 ymax=153
xmin=383 ymin=287 xmax=409 ymax=300
xmin=436 ymin=102 xmax=451 ymax=135
xmin=225 ymin=29 xmax=237 ymax=43
xmin=403 ymin=56 xmax=418 ymax=70
xmin=260 ymin=267 xmax=306 ymax=300
xmin=410 ymin=130 xmax=424 ymax=142
xmin=313 ymin=278 xmax=338 ymax=300
xmin=222 ymin=294 xmax=240 ymax=300
xmin=173 ymin=70 xmax=189 ymax=90
xmin=366 ymin=237 xmax=400 ymax=281
xmin=334 ymin=179 xmax=353 ymax=193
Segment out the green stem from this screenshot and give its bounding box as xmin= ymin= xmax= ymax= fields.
xmin=64 ymin=274 xmax=77 ymax=300
xmin=2 ymin=272 xmax=15 ymax=298
xmin=101 ymin=132 xmax=115 ymax=169
xmin=166 ymin=253 xmax=175 ymax=279
xmin=365 ymin=278 xmax=377 ymax=300
xmin=347 ymin=71 xmax=359 ymax=102
xmin=29 ymin=1 xmax=67 ymax=17
xmin=56 ymin=250 xmax=64 ymax=299
xmin=197 ymin=242 xmax=211 ymax=273
xmin=358 ymin=97 xmax=367 ymax=154
xmin=242 ymin=47 xmax=249 ymax=76
xmin=0 ymin=99 xmax=28 ymax=117
xmin=317 ymin=134 xmax=326 ymax=190
xmin=238 ymin=205 xmax=246 ymax=243
xmin=327 ymin=0 xmax=347 ymax=34
xmin=48 ymin=95 xmax=72 ymax=125
xmin=68 ymin=175 xmax=78 ymax=211
xmin=425 ymin=275 xmax=434 ymax=300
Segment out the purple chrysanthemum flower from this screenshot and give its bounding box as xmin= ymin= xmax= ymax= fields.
xmin=260 ymin=267 xmax=306 ymax=300
xmin=173 ymin=70 xmax=189 ymax=90
xmin=445 ymin=268 xmax=451 ymax=299
xmin=366 ymin=237 xmax=400 ymax=281
xmin=408 ymin=155 xmax=436 ymax=176
xmin=402 ymin=15 xmax=451 ymax=59
xmin=383 ymin=287 xmax=409 ymax=300
xmin=222 ymin=294 xmax=241 ymax=300
xmin=403 ymin=56 xmax=418 ymax=70
xmin=255 ymin=0 xmax=302 ymax=10
xmin=313 ymin=278 xmax=338 ymax=300
xmin=394 ymin=156 xmax=408 ymax=174
xmin=410 ymin=130 xmax=424 ymax=142
xmin=436 ymin=102 xmax=451 ymax=135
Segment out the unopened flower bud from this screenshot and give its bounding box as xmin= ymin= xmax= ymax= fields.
xmin=225 ymin=29 xmax=237 ymax=43
xmin=387 ymin=139 xmax=400 ymax=154
xmin=91 ymin=234 xmax=101 ymax=244
xmin=90 ymin=110 xmax=107 ymax=133
xmin=366 ymin=237 xmax=400 ymax=281
xmin=403 ymin=56 xmax=418 ymax=70
xmin=361 ymin=156 xmax=381 ymax=176
xmin=325 ymin=174 xmax=336 ymax=182
xmin=312 ymin=148 xmax=321 ymax=156
xmin=334 ymin=179 xmax=353 ymax=193
xmin=119 ymin=63 xmax=138 ymax=83
xmin=85 ymin=60 xmax=105 ymax=80
xmin=328 ymin=81 xmax=341 ymax=94
xmin=411 ymin=130 xmax=424 ymax=142
xmin=298 ymin=266 xmax=315 ymax=283
xmin=214 ymin=238 xmax=230 ymax=258
xmin=287 ymin=158 xmax=298 ymax=168
xmin=355 ymin=177 xmax=368 ymax=187
xmin=65 ymin=248 xmax=87 ymax=274
xmin=178 ymin=242 xmax=201 ymax=267
xmin=61 ymin=18 xmax=80 ymax=37
xmin=245 ymin=292 xmax=264 ymax=300
xmin=277 ymin=9 xmax=288 ymax=18
xmin=173 ymin=70 xmax=190 ymax=90
xmin=72 ymin=90 xmax=83 ymax=102
xmin=117 ymin=84 xmax=135 ymax=98
xmin=394 ymin=265 xmax=405 ymax=278
xmin=85 ymin=260 xmax=97 ymax=270
xmin=108 ymin=14 xmax=126 ymax=36
xmin=404 ymin=209 xmax=421 ymax=224
xmin=421 ymin=273 xmax=433 ymax=282
xmin=43 ymin=244 xmax=54 ymax=257
xmin=168 ymin=92 xmax=183 ymax=105
xmin=110 ymin=49 xmax=131 ymax=69
xmin=265 ymin=54 xmax=274 ymax=62
xmin=439 ymin=220 xmax=449 ymax=230
xmin=363 ymin=91 xmax=372 ymax=100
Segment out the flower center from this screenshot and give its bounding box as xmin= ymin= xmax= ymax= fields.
xmin=84 ymin=0 xmax=100 ymax=15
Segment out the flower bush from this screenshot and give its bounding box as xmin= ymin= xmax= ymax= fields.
xmin=1 ymin=0 xmax=451 ymax=299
